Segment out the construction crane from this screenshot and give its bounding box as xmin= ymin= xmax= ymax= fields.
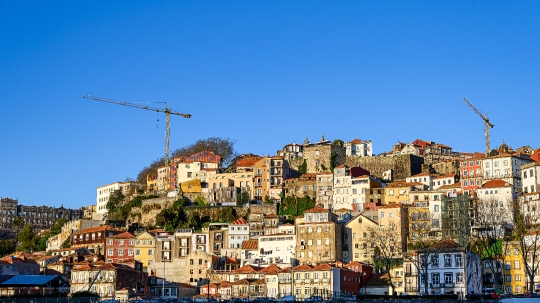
xmin=83 ymin=95 xmax=192 ymax=166
xmin=462 ymin=98 xmax=494 ymax=157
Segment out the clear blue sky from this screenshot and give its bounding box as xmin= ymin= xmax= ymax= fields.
xmin=1 ymin=1 xmax=539 ymax=209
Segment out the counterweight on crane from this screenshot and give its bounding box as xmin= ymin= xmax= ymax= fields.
xmin=83 ymin=95 xmax=191 ymax=166
xmin=462 ymin=98 xmax=494 ymax=157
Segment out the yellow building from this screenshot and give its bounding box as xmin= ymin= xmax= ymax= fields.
xmin=135 ymin=231 xmax=157 ymax=271
xmin=502 ymin=242 xmax=526 ymax=294
xmin=384 ymin=182 xmax=425 ymax=205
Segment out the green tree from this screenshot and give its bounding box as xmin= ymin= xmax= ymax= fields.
xmin=332 ymin=139 xmax=344 ymax=146
xmin=106 ymin=189 xmax=125 ymax=213
xmin=237 ymin=192 xmax=250 ymax=206
xmin=17 ymin=224 xmax=38 ymax=252
xmin=194 ymin=195 xmax=207 ymax=206
xmin=264 ymin=195 xmax=272 ymax=204
xmin=0 ymin=239 xmax=16 ymax=256
xmin=61 ymin=237 xmax=71 ymax=248
xmin=329 ymin=153 xmax=338 ymax=173
xmin=298 ymin=159 xmax=307 ymax=174
xmin=278 ymin=195 xmax=315 ymax=217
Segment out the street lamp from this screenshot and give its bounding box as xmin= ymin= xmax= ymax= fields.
xmin=362 ymin=271 xmax=367 ymax=301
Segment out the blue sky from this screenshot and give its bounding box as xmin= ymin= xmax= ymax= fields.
xmin=1 ymin=1 xmax=539 ymax=209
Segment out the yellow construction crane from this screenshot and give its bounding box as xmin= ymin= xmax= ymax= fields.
xmin=83 ymin=95 xmax=192 ymax=166
xmin=462 ymin=97 xmax=494 ymax=157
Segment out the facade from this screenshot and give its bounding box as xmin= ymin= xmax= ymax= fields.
xmin=350 ymin=176 xmax=384 ymax=212
xmin=521 ymin=161 xmax=540 ymax=194
xmin=295 ymin=207 xmax=342 ymax=264
xmin=345 ymin=138 xmax=373 ymax=157
xmin=277 ymin=142 xmax=305 ymax=162
xmin=0 ymin=197 xmax=83 ymax=231
xmin=224 ymin=218 xmax=250 ymax=257
xmin=316 ymin=171 xmax=334 ymax=209
xmin=431 ymin=160 xmax=461 ymax=176
xmin=384 ymin=182 xmax=425 ymax=205
xmin=134 ymin=231 xmax=156 ymax=270
xmin=207 ymin=172 xmax=253 ymax=204
xmin=257 ymin=232 xmax=296 ymax=267
xmin=0 ymin=255 xmax=40 ymax=275
xmin=407 ymin=191 xmax=444 ymax=242
xmin=416 ymin=240 xmax=482 ymax=296
xmin=332 ymin=165 xmax=370 ymax=211
xmin=46 ymin=219 xmax=102 ymax=252
xmin=253 ymin=156 xmax=291 ymax=202
xmin=283 ymin=174 xmax=317 ymax=200
xmin=248 ymin=212 xmax=279 ymax=239
xmin=461 ymin=156 xmax=484 ymax=194
xmin=302 ymin=141 xmax=346 ymax=174
xmin=105 ymin=232 xmax=136 ymax=264
xmin=176 ymin=151 xmax=221 ymax=185
xmin=70 ymin=263 xmax=148 ymax=299
xmin=71 ymin=226 xmax=122 ymax=254
xmin=96 ymin=181 xmax=141 ymax=216
xmin=343 ymin=215 xmax=379 ymax=263
xmin=482 ymin=153 xmax=531 ymax=192
xmin=208 ymin=223 xmax=229 ymax=256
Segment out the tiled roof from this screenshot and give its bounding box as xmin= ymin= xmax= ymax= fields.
xmin=258 ymin=264 xmax=281 ymax=274
xmin=181 ymin=151 xmax=221 ymax=164
xmin=409 ymin=172 xmax=435 ymax=178
xmin=429 ymin=239 xmax=462 ymax=249
xmin=231 ymin=218 xmax=248 ymax=225
xmin=300 ymin=173 xmax=317 ymax=179
xmin=365 ymin=273 xmax=391 ymax=287
xmin=438 ymin=182 xmax=462 ymax=190
xmin=241 ymin=240 xmax=258 ymax=250
xmin=434 ymin=174 xmax=457 ymax=179
xmin=317 ymin=171 xmax=333 ymax=175
xmin=312 ymin=263 xmax=333 ymax=271
xmin=335 ymin=164 xmax=349 ymax=169
xmin=350 ymin=138 xmax=361 ymax=144
xmin=232 ymin=264 xmax=264 ymax=274
xmin=482 ymin=179 xmax=512 ymax=188
xmin=377 ymin=204 xmax=403 ymax=209
xmin=293 ymin=264 xmax=313 ymax=271
xmin=304 ymin=206 xmax=328 ymax=213
xmin=108 ymin=232 xmax=135 ymax=239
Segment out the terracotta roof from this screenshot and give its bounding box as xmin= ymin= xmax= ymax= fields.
xmin=231 ymin=217 xmax=248 ymax=225
xmin=180 ymin=151 xmax=221 ymax=164
xmin=377 ymin=204 xmax=403 ymax=209
xmin=108 ymin=232 xmax=135 ymax=239
xmin=317 ymin=171 xmax=333 ymax=175
xmin=335 ymin=164 xmax=349 ymax=169
xmin=258 ymin=264 xmax=281 ymax=274
xmin=293 ymin=264 xmax=313 ymax=271
xmin=350 ymin=138 xmax=362 ymax=144
xmin=435 ymin=143 xmax=452 ymax=149
xmin=304 ymin=206 xmax=329 ymax=213
xmin=300 ymin=173 xmax=317 ymax=179
xmin=434 ymin=174 xmax=457 ymax=179
xmin=73 ymin=226 xmax=121 ymax=235
xmin=312 ymin=263 xmax=333 ymax=271
xmin=437 ymin=182 xmax=462 ymax=190
xmin=482 ymin=179 xmax=512 ymax=189
xmin=225 ymin=257 xmax=239 ymax=265
xmin=409 ymin=172 xmax=435 ymax=178
xmin=366 ymin=273 xmax=391 ymax=287
xmin=429 ymin=239 xmax=462 ymax=249
xmin=241 ymin=240 xmax=258 ymax=250
xmin=232 ymin=264 xmax=264 ymax=274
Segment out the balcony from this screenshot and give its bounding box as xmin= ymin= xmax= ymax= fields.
xmin=430 ymin=283 xmax=441 ymax=288
xmin=443 ymin=283 xmax=454 ymax=288
xmin=279 ymin=279 xmax=292 ymax=283
xmin=406 ymin=287 xmax=419 ymax=293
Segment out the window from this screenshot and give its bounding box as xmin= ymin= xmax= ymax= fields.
xmin=108 ymin=249 xmax=113 ymax=256
xmin=135 ymin=249 xmax=140 ymax=255
xmin=456 ymin=272 xmax=463 ymax=284
xmin=515 ymin=274 xmax=521 ymax=281
xmin=389 ymin=190 xmax=394 ymax=196
xmin=431 ymin=273 xmax=440 ymax=284
xmin=444 ymin=254 xmax=452 ymax=267
xmin=514 ymin=261 xmax=520 ymax=269
xmin=434 ymin=205 xmax=440 ymax=212
xmin=505 ymin=262 xmax=511 ymax=270
xmin=506 ymin=275 xmax=512 ymax=282
xmin=455 ymin=254 xmax=463 ymax=267
xmin=444 ymin=272 xmax=453 ymax=284
xmin=380 ymin=212 xmax=385 ymax=218
xmin=431 ymin=255 xmax=439 ymax=267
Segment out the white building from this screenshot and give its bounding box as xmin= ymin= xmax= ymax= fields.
xmin=521 ymin=161 xmax=540 ymax=194
xmin=222 ymin=218 xmax=249 ymax=258
xmin=96 ymin=181 xmax=141 ymax=216
xmin=257 ymin=232 xmax=296 ymax=268
xmin=417 ymin=240 xmax=482 ymax=296
xmin=345 ymin=138 xmax=372 ymax=157
xmin=482 ymin=154 xmax=531 ymax=191
xmin=406 ymin=173 xmax=435 ymax=190
xmin=432 ymin=174 xmax=459 ymax=190
xmin=176 ymin=151 xmax=221 ymax=185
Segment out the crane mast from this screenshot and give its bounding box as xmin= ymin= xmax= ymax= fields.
xmin=462 ymin=98 xmax=494 ymax=157
xmin=82 ymin=95 xmax=191 ymax=168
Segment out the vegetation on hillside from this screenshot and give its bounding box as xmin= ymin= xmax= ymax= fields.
xmin=278 ymin=195 xmax=315 ymax=218
xmin=106 ymin=191 xmax=159 ymax=222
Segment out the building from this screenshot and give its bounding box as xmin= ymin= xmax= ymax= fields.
xmin=501 ymin=242 xmax=526 ymax=294
xmin=407 ymin=191 xmax=444 ymax=242
xmin=277 ymin=142 xmax=305 ymax=162
xmin=461 ymin=156 xmax=484 ymax=194
xmin=206 ymin=172 xmax=253 ymax=204
xmin=283 ymin=174 xmax=317 ymax=200
xmin=176 ymin=151 xmax=221 ymax=185
xmin=71 ymin=226 xmax=123 ymax=255
xmin=476 ymin=179 xmax=517 ymax=224
xmin=70 ymin=262 xmax=147 ymax=299
xmin=184 ymin=249 xmax=218 ymax=286
xmin=0 ymin=197 xmax=83 ymax=232
xmin=345 ymin=138 xmax=373 ymax=157
xmin=416 ymin=240 xmax=482 ymax=296
xmin=377 ymin=204 xmax=408 ymax=252
xmin=208 ymin=223 xmax=229 ymax=256
xmin=0 ymin=255 xmax=40 ymax=275
xmin=248 ymin=212 xmax=280 ymax=239
xmin=521 ymin=161 xmax=540 ymax=194
xmin=350 ymin=175 xmax=384 ymax=212
xmin=223 ymin=218 xmax=249 ymax=258
xmin=96 ymin=181 xmax=142 ymax=216
xmin=431 ymin=160 xmax=461 ymax=176
xmin=134 ymin=231 xmax=156 ymax=270
xmin=343 ymin=214 xmax=379 ymax=263
xmin=302 ymin=139 xmax=346 ymax=174
xmin=105 ymin=232 xmax=136 ymax=264
xmin=332 ymin=165 xmax=370 ymax=211
xmin=46 ymin=219 xmax=102 ymax=252
xmin=295 ymin=206 xmax=342 ymax=264
xmin=316 ymin=171 xmax=334 ymax=209
xmin=482 ymin=153 xmax=531 ymax=192
xmin=253 ymin=156 xmax=291 ymax=202
xmin=257 ymin=232 xmax=296 ymax=268
xmin=384 ymin=182 xmax=425 ymax=205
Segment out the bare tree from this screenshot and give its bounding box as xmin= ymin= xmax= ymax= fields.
xmin=513 ymin=196 xmax=540 ymax=293
xmin=362 ymin=219 xmax=403 ymax=296
xmin=469 ymin=196 xmax=514 ymax=294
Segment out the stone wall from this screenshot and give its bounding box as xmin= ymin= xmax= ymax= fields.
xmin=303 ymin=144 xmax=346 ymax=173
xmin=346 ymin=154 xmax=424 ymax=181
